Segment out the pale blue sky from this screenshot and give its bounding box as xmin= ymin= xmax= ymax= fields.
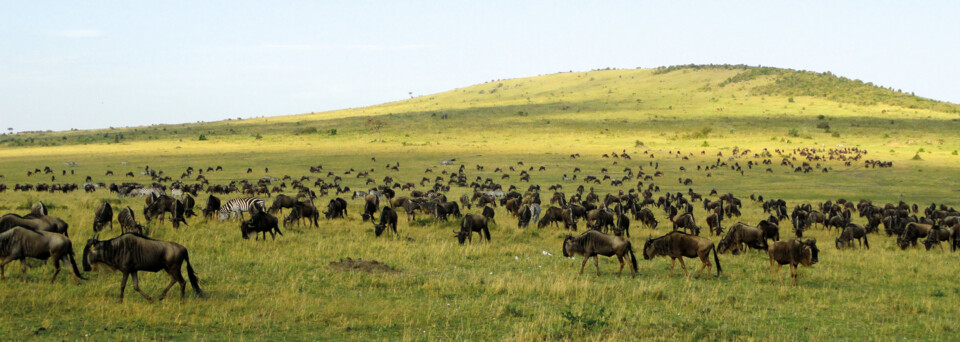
xmin=1 ymin=1 xmax=957 ymax=132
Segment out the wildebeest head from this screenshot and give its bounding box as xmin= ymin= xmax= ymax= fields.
xmin=240 ymin=220 xmax=252 ymax=239
xmin=374 ymin=223 xmax=387 ymax=237
xmin=452 ymin=230 xmax=467 ymax=244
xmin=642 ymin=235 xmax=658 ymax=260
xmin=561 ymin=235 xmax=573 ymax=257
xmin=801 ymin=239 xmax=819 ymax=266
xmin=82 ymin=236 xmax=103 ymax=272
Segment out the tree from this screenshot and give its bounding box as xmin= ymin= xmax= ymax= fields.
xmin=366 ymin=118 xmax=385 ymax=142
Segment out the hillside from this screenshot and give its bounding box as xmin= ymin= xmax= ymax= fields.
xmin=1 ymin=65 xmax=959 ymax=159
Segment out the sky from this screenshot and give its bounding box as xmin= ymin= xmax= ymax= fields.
xmin=1 ymin=1 xmax=957 ymax=132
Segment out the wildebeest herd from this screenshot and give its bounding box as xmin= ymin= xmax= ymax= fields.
xmin=0 ymin=146 xmax=955 ymax=305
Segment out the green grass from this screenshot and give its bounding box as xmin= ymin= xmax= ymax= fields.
xmin=1 ymin=66 xmax=959 ymax=340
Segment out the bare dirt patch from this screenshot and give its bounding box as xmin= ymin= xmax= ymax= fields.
xmin=329 ymin=257 xmax=397 ymax=273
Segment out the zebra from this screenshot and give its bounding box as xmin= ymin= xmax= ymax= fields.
xmin=218 ymin=197 xmax=266 ymax=222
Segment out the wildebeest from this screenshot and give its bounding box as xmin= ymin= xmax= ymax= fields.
xmin=361 ymin=195 xmax=379 ymax=222
xmin=93 ymin=201 xmax=114 ymax=232
xmin=374 ymin=206 xmax=399 ymax=237
xmin=83 ymin=233 xmax=203 ymax=302
xmin=144 ymin=195 xmax=188 ymax=228
xmin=269 ymin=194 xmax=298 ymax=215
xmin=117 ymin=206 xmax=145 ymax=235
xmin=240 ymin=211 xmax=283 ymax=240
xmin=561 ymin=230 xmax=637 ymax=277
xmin=482 ymin=206 xmax=496 ymax=225
xmin=643 ymin=231 xmax=721 ymax=279
xmin=922 ymin=225 xmax=951 ymax=251
xmin=636 ymin=208 xmax=658 ymax=230
xmin=202 ymin=195 xmax=221 ymax=219
xmin=836 ymin=224 xmax=869 ymax=250
xmin=898 ymin=223 xmax=935 ymax=249
xmin=455 ymin=214 xmax=490 ymax=244
xmin=538 ymin=206 xmax=564 ymax=229
xmin=0 ymin=227 xmax=85 ymax=284
xmin=717 ymin=222 xmax=768 ymax=254
xmin=324 ymin=198 xmax=348 ymax=219
xmin=518 ymin=204 xmax=532 ymax=228
xmin=0 ymin=213 xmax=69 ymax=236
xmin=671 ymin=213 xmax=700 ymax=235
xmin=756 ymin=219 xmax=781 ymax=243
xmin=767 ymin=239 xmax=819 ymax=286
xmin=181 ymin=194 xmax=196 ymax=218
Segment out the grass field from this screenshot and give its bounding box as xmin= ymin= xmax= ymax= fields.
xmin=1 ymin=65 xmax=960 ymax=340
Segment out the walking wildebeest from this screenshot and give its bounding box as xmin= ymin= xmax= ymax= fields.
xmin=0 ymin=227 xmax=85 ymax=284
xmin=836 ymin=224 xmax=869 ymax=250
xmin=643 ymin=231 xmax=721 ymax=279
xmin=767 ymin=239 xmax=819 ymax=286
xmin=561 ymin=230 xmax=637 ymax=277
xmin=241 ymin=211 xmax=283 ymax=240
xmin=538 ymin=206 xmax=564 ymax=229
xmin=93 ymin=201 xmax=114 ymax=232
xmin=269 ymin=194 xmax=298 ymax=215
xmin=82 ymin=233 xmax=203 ymax=302
xmin=482 ymin=206 xmax=496 ymax=225
xmin=0 ymin=213 xmax=69 ymax=236
xmin=374 ymin=206 xmax=399 ymax=237
xmin=202 ymin=195 xmax=221 ymax=219
xmin=717 ymin=222 xmax=768 ymax=254
xmin=455 ymin=214 xmax=490 ymax=244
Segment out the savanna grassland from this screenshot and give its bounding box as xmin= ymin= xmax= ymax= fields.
xmin=2 ymin=65 xmax=960 ymax=341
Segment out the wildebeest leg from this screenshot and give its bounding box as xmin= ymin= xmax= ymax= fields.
xmin=579 ymin=257 xmax=589 ymax=275
xmin=594 ymin=255 xmax=600 ymax=276
xmin=773 ymin=264 xmax=784 ymax=286
xmin=616 ymin=255 xmax=625 ymax=276
xmin=131 ymin=272 xmax=153 ymax=302
xmin=678 ymin=257 xmax=690 ymax=277
xmin=120 ymin=272 xmax=129 ymax=303
xmin=159 ymin=273 xmax=178 ymax=301
xmin=50 ymin=255 xmax=62 ymax=283
xmin=669 ymin=258 xmax=676 ymax=277
xmin=0 ymin=257 xmax=13 ymax=280
xmin=790 ymin=264 xmax=798 ymax=286
xmin=695 ymin=254 xmax=708 ymax=279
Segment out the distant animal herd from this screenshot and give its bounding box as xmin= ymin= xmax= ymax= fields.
xmin=2 ymin=146 xmax=955 ymax=302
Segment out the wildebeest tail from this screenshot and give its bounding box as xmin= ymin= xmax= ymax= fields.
xmin=483 ymin=226 xmax=491 ymax=242
xmin=627 ymin=241 xmax=638 ymax=273
xmin=863 ymin=232 xmax=870 ymax=249
xmin=712 ymin=245 xmax=722 ymax=276
xmin=952 ymin=227 xmax=960 ymax=252
xmin=66 ymin=242 xmax=87 ymax=280
xmin=184 ymin=251 xmax=203 ymax=297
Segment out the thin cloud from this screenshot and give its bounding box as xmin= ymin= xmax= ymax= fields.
xmin=251 ymin=43 xmax=433 ymax=52
xmin=52 ymin=29 xmax=104 ymax=38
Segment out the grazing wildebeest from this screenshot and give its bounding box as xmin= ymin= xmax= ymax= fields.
xmin=83 ymin=233 xmax=203 ymax=302
xmin=459 ymin=194 xmax=472 ymax=210
xmin=182 ymin=194 xmax=196 ymax=218
xmin=518 ymin=204 xmax=532 ymax=228
xmin=538 ymin=206 xmax=564 ymax=229
xmin=117 ymin=206 xmax=145 ymax=235
xmin=898 ymin=223 xmax=935 ymax=249
xmin=836 ymin=224 xmax=869 ymax=250
xmin=671 ymin=213 xmax=700 ymax=235
xmin=562 ymin=230 xmax=637 ymax=277
xmin=374 ymin=206 xmax=399 ymax=237
xmin=586 ymin=208 xmax=615 ymax=232
xmin=643 ymin=231 xmax=721 ymax=279
xmin=202 ymin=195 xmax=221 ymax=219
xmin=269 ymin=194 xmax=298 ymax=215
xmin=144 ymin=195 xmax=188 ymax=228
xmin=361 ymin=195 xmax=379 ymax=222
xmin=706 ymin=213 xmax=723 ymax=236
xmin=0 ymin=213 xmax=69 ymax=236
xmin=286 ymin=201 xmax=320 ymax=228
xmin=454 ymin=214 xmax=490 ymax=244
xmin=240 ymin=211 xmax=283 ymax=240
xmin=324 ymin=198 xmax=348 ymax=219
xmin=636 ymin=208 xmax=658 ymax=230
xmin=767 ymin=239 xmax=819 ymax=286
xmin=400 ymin=199 xmax=421 ymax=221
xmin=561 ymin=208 xmax=579 ymax=231
xmin=756 ymin=219 xmax=780 ymax=243
xmin=717 ymin=222 xmax=767 ymax=254
xmin=922 ymin=225 xmax=952 ymax=251
xmin=613 ymin=211 xmax=629 ymax=237
xmin=0 ymin=228 xmax=85 ymax=284
xmin=93 ymin=201 xmax=114 ymax=232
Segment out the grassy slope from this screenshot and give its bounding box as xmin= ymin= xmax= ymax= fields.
xmin=1 ymin=66 xmax=960 ymax=340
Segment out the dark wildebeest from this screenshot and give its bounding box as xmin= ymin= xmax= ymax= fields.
xmin=898 ymin=223 xmax=935 ymax=249
xmin=538 ymin=206 xmax=564 ymax=229
xmin=269 ymin=194 xmax=298 ymax=215
xmin=613 ymin=211 xmax=629 ymax=237
xmin=706 ymin=213 xmax=723 ymax=236
xmin=82 ymin=233 xmax=203 ymax=302
xmin=561 ymin=230 xmax=637 ymax=277
xmin=374 ymin=206 xmax=399 ymax=237
xmin=118 ymin=206 xmax=145 ymax=236
xmin=294 ymin=201 xmax=320 ymax=228
xmin=241 ymin=211 xmax=283 ymax=240
xmin=767 ymin=239 xmax=819 ymax=286
xmin=438 ymin=202 xmax=462 ymax=219
xmin=482 ymin=206 xmax=496 ymax=225
xmin=202 ymin=195 xmax=221 ymax=219
xmin=459 ymin=194 xmax=472 ymax=210
xmin=922 ymin=225 xmax=952 ymax=251
xmin=144 ymin=195 xmax=188 ymax=228
xmin=636 ymin=208 xmax=658 ymax=230
xmin=756 ymin=220 xmax=781 ymax=243
xmin=361 ymin=195 xmax=379 ymax=222
xmin=0 ymin=228 xmax=85 ymax=284
xmin=836 ymin=224 xmax=869 ymax=250
xmin=518 ymin=204 xmax=532 ymax=228
xmin=586 ymin=208 xmax=615 ymax=232
xmin=181 ymin=194 xmax=196 ymax=218
xmin=93 ymin=201 xmax=114 ymax=232
xmin=455 ymin=214 xmax=491 ymax=244
xmin=562 ymin=208 xmax=579 ymax=231
xmin=324 ymin=198 xmax=348 ymax=219
xmin=671 ymin=213 xmax=700 ymax=235
xmin=400 ymin=199 xmax=421 ymax=222
xmin=643 ymin=231 xmax=721 ymax=279
xmin=0 ymin=213 xmax=69 ymax=236
xmin=717 ymin=222 xmax=768 ymax=254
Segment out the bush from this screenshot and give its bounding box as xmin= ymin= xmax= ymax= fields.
xmin=788 ymin=96 xmax=795 ymax=103
xmin=912 ymin=153 xmax=923 ymax=160
xmin=701 ymin=141 xmax=710 ymax=147
xmin=634 ymin=140 xmax=644 ymax=147
xmin=294 ymin=127 xmax=318 ymax=135
xmin=816 ymin=122 xmax=830 ymax=130
xmin=788 ymin=128 xmax=800 ymax=137
xmin=328 ymin=128 xmax=338 ymax=136
xmin=198 ymin=134 xmax=207 ymax=141
xmin=952 ymin=150 xmax=958 ymax=155
xmin=831 ymin=131 xmax=840 ymax=138
xmin=255 ymin=133 xmax=263 ymax=140
xmin=817 ymin=114 xmax=826 ymax=120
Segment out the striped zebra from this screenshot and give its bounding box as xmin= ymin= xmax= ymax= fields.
xmin=218 ymin=197 xmax=266 ymax=222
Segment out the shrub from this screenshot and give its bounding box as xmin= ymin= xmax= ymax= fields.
xmin=816 ymin=122 xmax=830 ymax=130
xmin=831 ymin=131 xmax=840 ymax=138
xmin=952 ymin=150 xmax=958 ymax=155
xmin=912 ymin=153 xmax=923 ymax=160
xmin=198 ymin=134 xmax=207 ymax=141
xmin=788 ymin=128 xmax=800 ymax=137
xmin=294 ymin=127 xmax=318 ymax=135
xmin=788 ymin=96 xmax=795 ymax=103
xmin=817 ymin=114 xmax=826 ymax=120
xmin=255 ymin=133 xmax=263 ymax=140
xmin=701 ymin=141 xmax=710 ymax=147
xmin=328 ymin=128 xmax=338 ymax=136
xmin=634 ymin=140 xmax=644 ymax=147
